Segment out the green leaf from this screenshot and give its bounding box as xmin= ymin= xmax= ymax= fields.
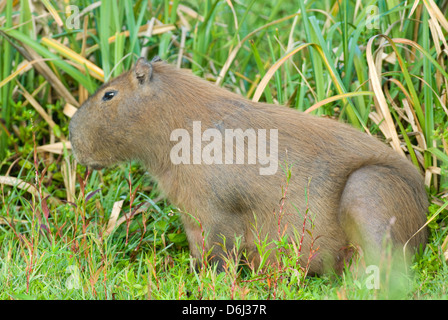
xmin=168 ymin=233 xmax=187 ymax=244
xmin=155 ymin=219 xmax=168 ymax=232
xmin=427 ymin=147 xmax=448 ymax=165
xmin=52 ymin=124 xmax=62 ymax=138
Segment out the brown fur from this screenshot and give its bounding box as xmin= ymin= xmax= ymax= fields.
xmin=69 ymin=57 xmax=428 ymax=274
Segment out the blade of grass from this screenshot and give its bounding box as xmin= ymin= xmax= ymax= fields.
xmin=404 ymin=199 xmax=448 ymax=265
xmin=84 ymin=24 xmax=176 ymax=57
xmin=266 ymin=34 xmax=282 ymax=104
xmin=0 ymin=59 xmax=33 ymax=89
xmin=1 ymin=28 xmax=96 ymax=93
xmin=422 ymin=0 xmax=448 ymax=32
xmin=422 ymin=8 xmax=435 ymax=172
xmin=308 ymin=15 xmax=361 ymax=127
xmin=0 ymin=30 xmax=80 ymax=106
xmin=252 ymin=43 xmax=313 ymax=102
xmin=0 ymin=176 xmax=41 ymax=198
xmin=250 ymin=40 xmax=273 ymax=103
xmin=305 ymin=91 xmax=374 ymax=114
xmin=124 ymin=0 xmax=149 ymax=69
xmin=41 ymin=0 xmax=63 ymax=27
xmin=253 ymin=41 xmax=367 ymax=131
xmin=391 ymin=109 xmax=420 ymax=168
xmin=215 ymin=13 xmax=300 ymax=86
xmin=299 ymin=0 xmax=325 ymax=113
xmin=100 ymin=0 xmax=112 ymax=80
xmin=41 ymin=37 xmax=104 ymax=81
xmin=37 ymin=141 xmax=72 ymax=154
xmin=366 ymin=35 xmax=405 ymax=156
xmin=15 ymin=80 xmax=65 ymax=140
xmin=0 ymin=0 xmax=13 ymax=160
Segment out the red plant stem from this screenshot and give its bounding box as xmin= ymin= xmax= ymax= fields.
xmin=125 ymin=166 xmax=133 ymax=246
xmin=103 ymin=258 xmax=108 ymax=299
xmin=152 ymin=228 xmax=160 ymax=291
xmin=297 ymin=182 xmax=311 ymax=266
xmin=277 ymin=182 xmax=288 ymax=239
xmin=134 ymin=211 xmax=148 ymax=254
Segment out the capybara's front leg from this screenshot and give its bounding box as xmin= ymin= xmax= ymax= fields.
xmin=181 ymin=212 xmax=244 ymax=272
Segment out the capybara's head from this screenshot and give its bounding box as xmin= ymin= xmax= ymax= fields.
xmin=69 ymin=57 xmax=160 ymax=169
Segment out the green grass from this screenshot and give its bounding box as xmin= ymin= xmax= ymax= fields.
xmin=1 ymin=0 xmax=448 ymax=300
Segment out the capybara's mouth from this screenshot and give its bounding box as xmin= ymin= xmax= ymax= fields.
xmin=71 ymin=151 xmax=105 ymax=170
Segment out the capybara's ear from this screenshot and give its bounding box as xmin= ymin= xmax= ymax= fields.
xmin=151 ymin=55 xmax=162 ymax=63
xmin=135 ymin=57 xmax=153 ymax=84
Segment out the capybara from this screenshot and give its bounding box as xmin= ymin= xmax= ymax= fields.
xmin=69 ymin=57 xmax=428 ymax=274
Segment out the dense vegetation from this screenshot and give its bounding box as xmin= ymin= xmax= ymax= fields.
xmin=0 ymin=0 xmax=447 ymax=299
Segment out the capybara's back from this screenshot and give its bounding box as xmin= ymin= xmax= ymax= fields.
xmin=69 ymin=57 xmax=428 ymax=274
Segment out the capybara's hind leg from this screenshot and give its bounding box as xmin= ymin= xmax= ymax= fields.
xmin=338 ymin=164 xmax=428 ymax=267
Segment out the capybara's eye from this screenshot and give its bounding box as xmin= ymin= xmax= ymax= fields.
xmin=102 ymin=90 xmax=117 ymax=101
